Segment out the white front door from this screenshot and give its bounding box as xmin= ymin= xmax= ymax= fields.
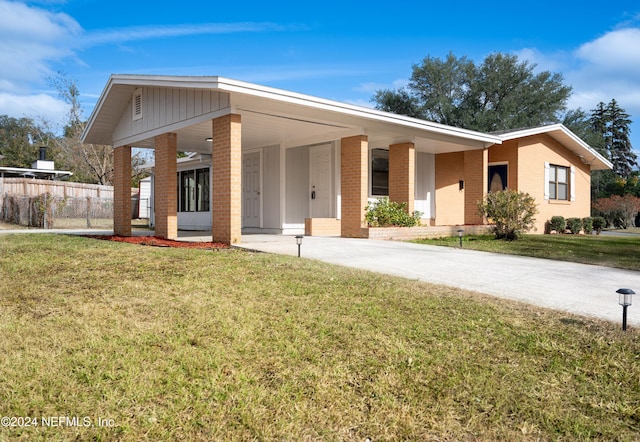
xmin=310 ymin=145 xmax=332 ymax=218
xmin=242 ymin=152 xmax=261 ymax=228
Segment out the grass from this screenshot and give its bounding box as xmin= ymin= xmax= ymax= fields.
xmin=1 ymin=234 xmax=639 ymax=441
xmin=413 ymin=233 xmax=640 ymax=271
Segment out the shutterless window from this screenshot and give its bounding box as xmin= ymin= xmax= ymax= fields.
xmin=548 ymin=165 xmax=569 ymax=200
xmin=371 ymin=149 xmax=389 ymax=196
xmin=179 ymin=168 xmax=210 ymax=212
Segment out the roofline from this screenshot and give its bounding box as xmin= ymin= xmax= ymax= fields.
xmin=83 ymin=74 xmax=502 ymax=146
xmin=0 ymin=166 xmax=73 ymax=177
xmin=498 ymin=124 xmax=613 ymax=170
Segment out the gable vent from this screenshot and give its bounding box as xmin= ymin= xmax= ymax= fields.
xmin=132 ymin=88 xmax=143 ymax=121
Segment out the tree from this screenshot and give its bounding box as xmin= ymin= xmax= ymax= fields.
xmin=589 ymin=99 xmax=637 ymax=179
xmin=372 ymin=52 xmax=572 ymax=132
xmin=0 ymin=115 xmax=57 ymax=168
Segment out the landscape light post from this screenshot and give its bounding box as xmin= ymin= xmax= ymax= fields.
xmin=457 ymin=229 xmax=464 ymax=248
xmin=617 ymin=288 xmax=635 ymax=331
xmin=295 ymin=235 xmax=303 ymax=258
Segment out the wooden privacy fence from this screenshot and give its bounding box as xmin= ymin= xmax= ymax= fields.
xmin=0 ymin=178 xmax=142 ymax=229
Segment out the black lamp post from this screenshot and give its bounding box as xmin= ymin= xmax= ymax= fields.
xmin=617 ymin=288 xmax=635 ymax=331
xmin=457 ymin=229 xmax=464 ymax=248
xmin=295 ymin=235 xmax=303 ymax=257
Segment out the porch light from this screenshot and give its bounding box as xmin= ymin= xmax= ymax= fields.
xmin=457 ymin=229 xmax=464 ymax=248
xmin=295 ymin=235 xmax=303 ymax=257
xmin=205 ymin=137 xmax=213 ymax=142
xmin=617 ymin=288 xmax=635 ymax=331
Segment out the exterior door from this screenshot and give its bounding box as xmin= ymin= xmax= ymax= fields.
xmin=242 ymin=152 xmax=261 ymax=228
xmin=310 ymin=145 xmax=332 ymax=218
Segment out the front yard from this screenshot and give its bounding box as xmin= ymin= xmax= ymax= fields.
xmin=413 ymin=233 xmax=640 ymax=271
xmin=0 ymin=234 xmax=639 ymax=441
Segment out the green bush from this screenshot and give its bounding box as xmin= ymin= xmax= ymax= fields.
xmin=566 ymin=217 xmax=582 ymax=234
xmin=478 ymin=189 xmax=538 ymax=241
xmin=592 ymin=216 xmax=606 ymax=234
xmin=582 ymin=217 xmax=593 ymax=235
xmin=549 ymin=216 xmax=566 ymax=233
xmin=365 ymin=197 xmax=422 ymax=227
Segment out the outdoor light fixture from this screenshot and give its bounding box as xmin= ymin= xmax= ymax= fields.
xmin=457 ymin=229 xmax=464 ymax=248
xmin=617 ymin=288 xmax=635 ymax=331
xmin=205 ymin=137 xmax=213 ymax=142
xmin=295 ymin=235 xmax=303 ymax=257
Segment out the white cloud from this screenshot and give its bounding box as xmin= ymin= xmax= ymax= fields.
xmin=512 ymin=48 xmax=568 ymax=73
xmin=0 ymin=92 xmax=67 ymax=125
xmin=81 ymin=22 xmax=302 ymax=47
xmin=0 ymin=0 xmax=80 ymax=92
xmin=566 ymin=27 xmax=640 ymax=114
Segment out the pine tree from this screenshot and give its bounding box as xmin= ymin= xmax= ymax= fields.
xmin=589 ymin=99 xmax=637 ymax=179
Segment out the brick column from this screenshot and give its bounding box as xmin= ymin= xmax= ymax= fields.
xmin=212 ymin=114 xmax=242 ymax=245
xmin=155 ymin=133 xmax=178 ymax=239
xmin=113 ymin=145 xmax=132 ymax=236
xmin=340 ymin=135 xmax=369 ymax=238
xmin=464 ymin=149 xmax=488 ymax=225
xmin=389 ymin=142 xmax=415 ymax=213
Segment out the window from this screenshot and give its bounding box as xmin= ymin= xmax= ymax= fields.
xmin=488 ymin=164 xmax=508 ymax=192
xmin=178 ymin=168 xmax=210 ymax=212
xmin=371 ymin=149 xmax=389 ymax=196
xmin=548 ymin=165 xmax=569 ymax=200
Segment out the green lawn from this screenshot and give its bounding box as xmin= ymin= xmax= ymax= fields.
xmin=413 ymin=233 xmax=640 ymax=271
xmin=1 ymin=234 xmax=639 ymax=441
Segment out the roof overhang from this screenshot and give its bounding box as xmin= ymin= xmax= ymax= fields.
xmin=82 ymin=75 xmax=501 ymax=154
xmin=0 ymin=166 xmax=73 ymax=179
xmin=498 ymin=124 xmax=613 ymax=171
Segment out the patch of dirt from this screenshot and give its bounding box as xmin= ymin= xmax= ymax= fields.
xmin=85 ymin=235 xmax=229 ymax=249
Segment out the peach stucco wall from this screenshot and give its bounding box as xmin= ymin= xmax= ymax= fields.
xmin=516 ymin=134 xmax=591 ymax=233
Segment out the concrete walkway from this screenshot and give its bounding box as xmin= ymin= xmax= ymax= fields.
xmin=2 ymin=228 xmax=639 ymax=326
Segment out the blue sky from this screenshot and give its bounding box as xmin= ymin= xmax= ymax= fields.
xmin=2 ymin=0 xmax=640 ymax=154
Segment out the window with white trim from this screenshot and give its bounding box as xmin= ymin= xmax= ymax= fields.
xmin=548 ymin=164 xmax=569 ymax=200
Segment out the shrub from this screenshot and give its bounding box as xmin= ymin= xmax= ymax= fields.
xmin=478 ymin=190 xmax=537 ymax=241
xmin=365 ymin=197 xmax=422 ymax=227
xmin=549 ymin=216 xmax=566 ymax=233
xmin=566 ymin=217 xmax=582 ymax=234
xmin=592 ymin=195 xmax=640 ymax=229
xmin=582 ymin=217 xmax=594 ymax=235
xmin=592 ymin=216 xmax=606 ymax=234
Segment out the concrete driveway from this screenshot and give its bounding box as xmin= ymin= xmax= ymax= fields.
xmin=237 ymin=234 xmax=640 ymax=327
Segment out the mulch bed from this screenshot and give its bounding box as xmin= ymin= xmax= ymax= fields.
xmin=85 ymin=235 xmax=229 ymax=249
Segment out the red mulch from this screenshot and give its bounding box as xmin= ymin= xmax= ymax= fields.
xmin=85 ymin=235 xmax=229 ymax=249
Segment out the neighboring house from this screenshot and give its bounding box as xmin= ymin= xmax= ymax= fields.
xmin=81 ymin=75 xmax=611 ymax=244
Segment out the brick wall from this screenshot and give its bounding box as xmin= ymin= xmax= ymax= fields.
xmin=212 ymin=114 xmax=242 ymax=245
xmin=305 ymin=218 xmax=341 ymax=236
xmin=154 ymin=133 xmax=178 ymax=239
xmin=463 ymin=149 xmax=487 ymax=225
xmin=113 ymin=145 xmax=132 ymax=236
xmin=340 ymin=135 xmax=369 ymax=238
xmin=389 ymin=142 xmax=415 ymax=213
xmin=366 ymin=224 xmax=491 ymax=240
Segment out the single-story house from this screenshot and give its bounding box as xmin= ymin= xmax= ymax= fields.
xmin=81 ymin=75 xmax=611 ymax=244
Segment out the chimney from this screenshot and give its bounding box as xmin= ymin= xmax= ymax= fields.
xmin=32 ymin=146 xmax=54 ymax=171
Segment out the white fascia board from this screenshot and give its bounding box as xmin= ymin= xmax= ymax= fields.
xmin=214 ymin=77 xmax=502 ymax=146
xmin=499 ymin=124 xmax=612 ymax=170
xmin=100 ymin=75 xmax=501 ymax=146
